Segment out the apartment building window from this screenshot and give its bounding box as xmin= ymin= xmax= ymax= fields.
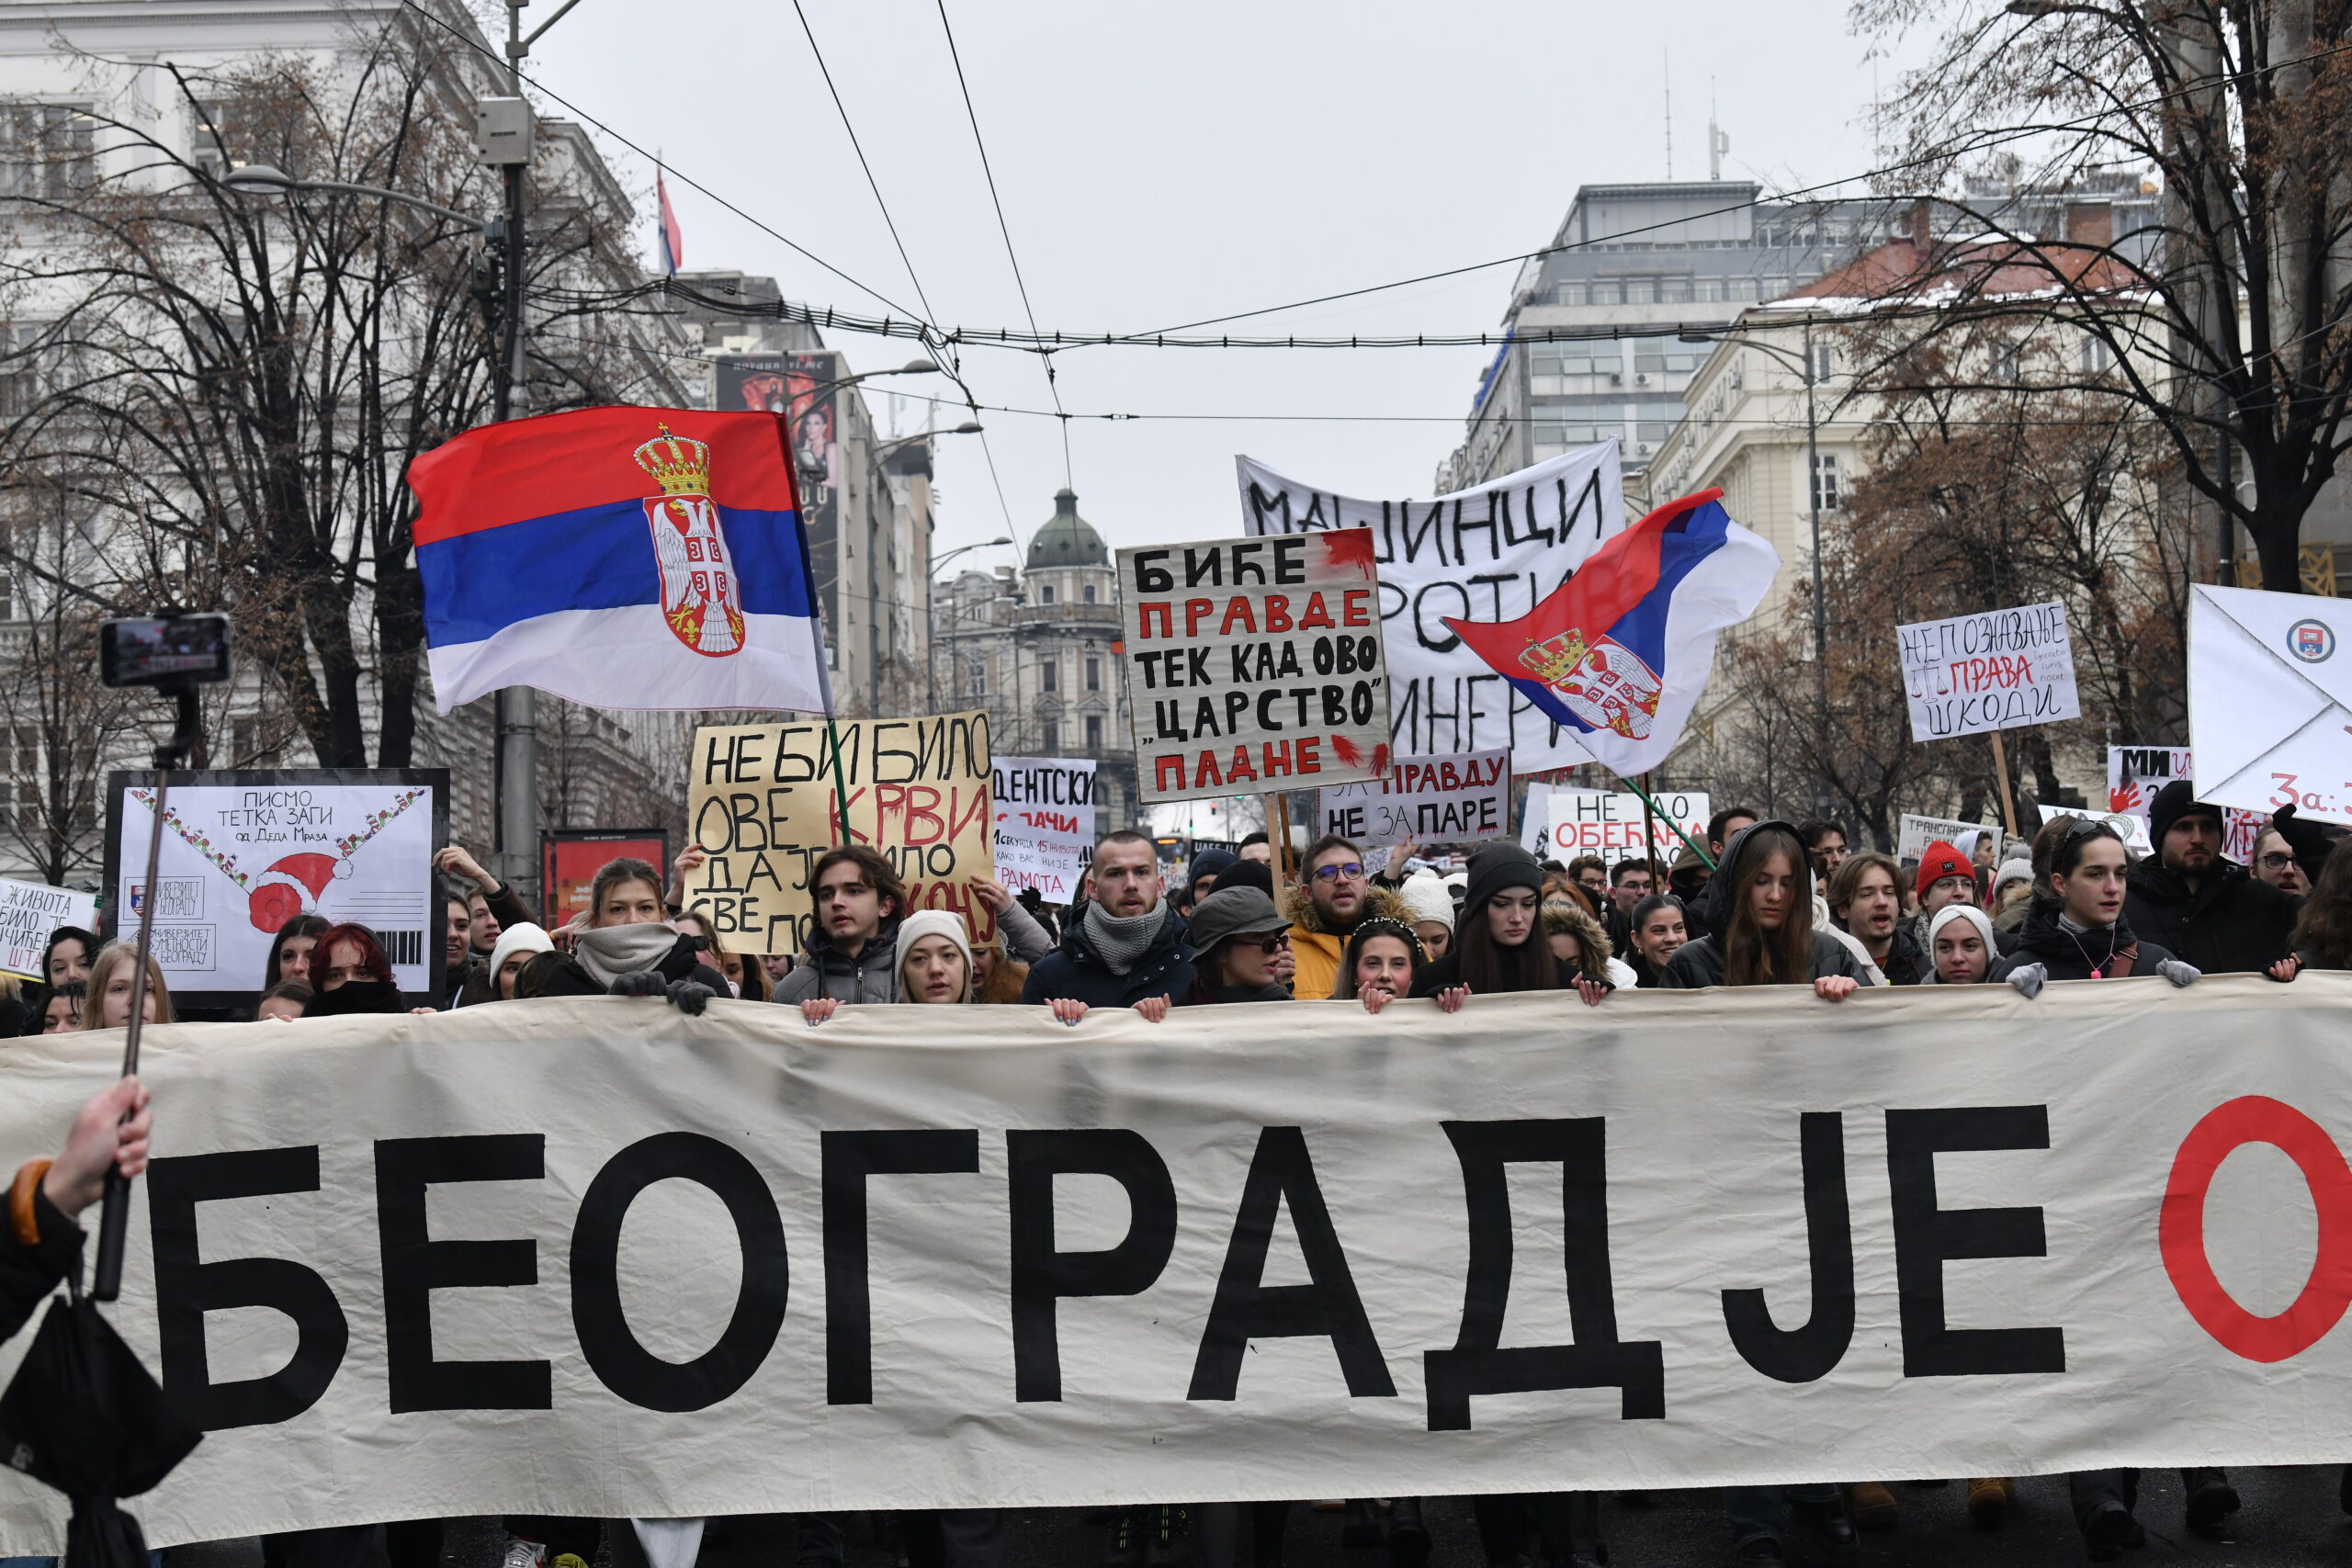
xmin=1084 ymin=655 xmax=1101 ymax=693
xmin=187 ymin=96 xmax=264 ymax=180
xmin=1990 ymin=344 xmax=2021 ymax=383
xmin=1085 ymin=715 xmax=1103 ymax=750
xmin=1041 ymin=719 xmax=1059 ymax=751
xmin=0 ymin=725 xmax=35 ymax=830
xmin=1806 ymin=343 xmax=1836 ymax=384
xmin=1811 ymin=452 xmax=1842 ymax=513
xmin=0 ymin=103 xmax=95 ymax=199
xmin=968 ymin=660 xmax=986 ymax=695
xmin=1039 ymin=659 xmax=1057 ymax=694
xmin=2080 ymin=335 xmax=2113 ymax=373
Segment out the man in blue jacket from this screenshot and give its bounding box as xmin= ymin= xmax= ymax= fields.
xmin=1021 ymin=830 xmax=1195 ymax=1008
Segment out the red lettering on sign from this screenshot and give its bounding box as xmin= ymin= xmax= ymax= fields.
xmin=1219 ymin=597 xmax=1258 ymax=636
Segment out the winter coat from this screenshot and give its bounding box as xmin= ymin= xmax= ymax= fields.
xmin=1408 ymin=941 xmax=1603 ymax=998
xmin=1176 ymin=976 xmax=1292 ymax=1006
xmin=2123 ymin=860 xmax=2300 ymax=975
xmin=1019 ymin=904 xmax=1197 ymax=1009
xmin=536 ymin=932 xmax=730 ymax=999
xmin=1282 ymin=884 xmax=1418 ymax=1003
xmin=452 ymin=879 xmax=537 ymax=1008
xmin=993 ymin=897 xmax=1055 ymax=964
xmin=1657 ymin=931 xmax=1874 ymax=989
xmin=768 ymin=919 xmax=904 ymax=1005
xmin=1875 ymin=920 xmax=1931 ymax=986
xmin=1988 ymin=899 xmax=2177 ymax=983
xmin=0 ymin=1181 xmax=78 ymax=1344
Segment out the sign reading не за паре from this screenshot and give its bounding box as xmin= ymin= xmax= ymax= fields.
xmin=1118 ymin=531 xmax=1391 ymax=805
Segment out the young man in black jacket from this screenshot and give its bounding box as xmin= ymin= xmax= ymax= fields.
xmin=4 ymin=1077 xmax=152 ymax=1341
xmin=1021 ymin=830 xmax=1196 ymax=1008
xmin=2123 ymin=782 xmax=2301 ymax=975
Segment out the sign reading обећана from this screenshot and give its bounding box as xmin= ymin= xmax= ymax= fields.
xmin=1120 ymin=531 xmax=1391 ymax=804
xmin=1318 ymin=750 xmax=1510 ymax=843
xmin=1898 ymin=602 xmax=2080 ymax=741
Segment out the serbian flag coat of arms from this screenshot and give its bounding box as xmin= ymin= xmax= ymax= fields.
xmin=408 ymin=406 xmax=828 ymax=714
xmin=1444 ymin=489 xmax=1779 ymax=775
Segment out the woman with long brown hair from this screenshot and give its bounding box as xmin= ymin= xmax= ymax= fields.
xmin=2290 ymin=842 xmax=2352 ymax=968
xmin=1412 ymin=843 xmax=1610 ymax=1003
xmin=1657 ymin=821 xmax=1871 ymax=997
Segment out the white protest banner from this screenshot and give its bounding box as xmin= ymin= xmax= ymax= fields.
xmin=0 ymin=878 xmax=96 ymax=980
xmin=2188 ymin=585 xmax=2352 ymax=826
xmin=1896 ymin=815 xmax=2003 ymax=863
xmin=7 ymin=978 xmax=2352 ymax=1549
xmin=682 ymin=713 xmax=996 ymax=954
xmin=1118 ymin=532 xmax=1389 ymax=804
xmin=102 ymin=770 xmax=448 ymax=1005
xmin=1898 ymin=602 xmax=2081 ymax=740
xmin=2038 ymin=803 xmax=2158 ymax=852
xmin=1520 ymin=783 xmax=1552 ymax=857
xmin=1317 ymin=750 xmax=1510 ymax=845
xmin=2106 ymin=745 xmax=2261 ymax=861
xmin=1237 ymin=447 xmax=1624 ymax=769
xmin=1546 ymin=789 xmax=1708 ymax=859
xmin=992 ymin=756 xmax=1096 ymax=903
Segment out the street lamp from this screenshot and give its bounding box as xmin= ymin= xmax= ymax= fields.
xmin=220 ymin=164 xmax=491 ymax=231
xmin=1681 ymin=319 xmax=1833 ymax=812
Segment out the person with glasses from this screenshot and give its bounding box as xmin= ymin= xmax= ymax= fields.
xmin=1283 ymin=834 xmax=1418 ymax=1002
xmin=2122 ymin=781 xmax=2302 ymax=976
xmin=1176 ymin=886 xmax=1295 ymax=1005
xmin=2251 ymin=826 xmax=2312 ymax=896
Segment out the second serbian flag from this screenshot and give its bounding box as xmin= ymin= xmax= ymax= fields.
xmin=1443 ymin=489 xmax=1779 ymax=775
xmin=407 ymin=406 xmax=827 ymax=714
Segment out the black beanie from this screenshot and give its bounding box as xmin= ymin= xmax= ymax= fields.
xmin=2148 ymin=779 xmax=2223 ymax=850
xmin=1462 ymin=841 xmax=1544 ymax=917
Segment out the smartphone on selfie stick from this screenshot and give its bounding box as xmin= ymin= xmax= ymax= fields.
xmin=91 ymin=612 xmax=231 ymax=1302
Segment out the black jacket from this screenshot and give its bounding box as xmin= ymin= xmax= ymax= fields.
xmin=452 ymin=880 xmax=537 ymax=1008
xmin=1020 ymin=905 xmax=1196 ymax=1008
xmin=2123 ymin=860 xmax=2299 ymax=975
xmin=1657 ymin=930 xmax=1873 ymax=989
xmin=1 ymin=1184 xmax=79 ymax=1344
xmin=1988 ymin=899 xmax=2177 ymax=982
xmin=1875 ymin=921 xmax=1930 ymax=986
xmin=535 ymin=933 xmax=728 ymax=998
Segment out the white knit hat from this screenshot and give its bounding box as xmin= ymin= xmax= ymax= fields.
xmin=895 ymin=909 xmax=975 ymax=1003
xmin=486 ymin=922 xmax=554 ymax=991
xmin=1927 ymin=904 xmax=1998 ymax=983
xmin=1396 ymin=870 xmax=1456 ymax=931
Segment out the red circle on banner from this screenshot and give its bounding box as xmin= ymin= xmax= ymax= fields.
xmin=2159 ymin=1096 xmax=2352 ymax=1362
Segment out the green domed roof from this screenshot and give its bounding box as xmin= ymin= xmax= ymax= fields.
xmin=1027 ymin=488 xmax=1107 ymax=569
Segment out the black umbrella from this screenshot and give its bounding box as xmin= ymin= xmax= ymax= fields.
xmin=0 ymin=1291 xmax=201 ymax=1568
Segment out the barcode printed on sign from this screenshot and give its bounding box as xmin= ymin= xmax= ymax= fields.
xmin=377 ymin=930 xmax=423 ymax=967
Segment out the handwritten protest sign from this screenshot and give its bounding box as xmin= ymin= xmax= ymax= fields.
xmin=1546 ymin=789 xmax=1710 ymax=858
xmin=1897 ymin=814 xmax=2004 ymax=863
xmin=1118 ymin=532 xmax=1391 ymax=804
xmin=682 ymin=713 xmax=995 ymax=955
xmin=101 ymin=769 xmax=447 ymax=1005
xmin=2104 ymin=746 xmax=2261 ymax=859
xmin=1898 ymin=602 xmax=2080 ymax=740
xmin=0 ymin=877 xmax=96 ymax=980
xmin=1237 ymin=447 xmax=1625 ymax=768
xmin=1317 ymin=750 xmax=1510 ymax=844
xmin=992 ymin=756 xmax=1095 ymax=903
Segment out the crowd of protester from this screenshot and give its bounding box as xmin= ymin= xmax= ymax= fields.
xmin=5 ymin=775 xmax=2345 ymax=1568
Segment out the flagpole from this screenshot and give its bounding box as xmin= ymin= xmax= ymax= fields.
xmin=775 ymin=414 xmax=857 ymax=835
xmin=1619 ymin=772 xmax=1713 ymax=870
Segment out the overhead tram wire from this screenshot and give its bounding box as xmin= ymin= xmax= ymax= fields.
xmin=933 ymin=0 xmax=1072 ymax=490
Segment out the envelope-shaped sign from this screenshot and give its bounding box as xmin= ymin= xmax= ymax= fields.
xmin=2188 ymin=584 xmax=2352 ymax=825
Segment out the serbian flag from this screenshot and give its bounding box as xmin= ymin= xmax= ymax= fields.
xmin=408 ymin=406 xmax=828 ymax=715
xmin=656 ymin=166 xmax=683 ymax=276
xmin=1444 ymin=489 xmax=1779 ymax=775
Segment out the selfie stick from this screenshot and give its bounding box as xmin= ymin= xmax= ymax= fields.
xmin=92 ymin=682 xmax=200 ymax=1303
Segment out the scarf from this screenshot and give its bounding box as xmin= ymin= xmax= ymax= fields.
xmin=1085 ymin=898 xmax=1166 ymax=976
xmin=571 ymin=924 xmax=682 ymax=989
xmin=309 ymin=979 xmax=402 ymax=1017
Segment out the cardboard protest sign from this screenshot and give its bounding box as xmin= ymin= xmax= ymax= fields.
xmin=682 ymin=712 xmax=996 ymax=955
xmin=991 ymin=756 xmax=1096 ymax=903
xmin=1317 ymin=750 xmax=1510 ymax=845
xmin=1896 ymin=814 xmax=2003 ymax=863
xmin=1545 ymin=789 xmax=1709 ymax=858
xmin=2093 ymin=746 xmax=2262 ymax=859
xmin=1118 ymin=531 xmax=1390 ymax=804
xmin=1520 ymin=782 xmax=1553 ymax=856
xmin=1238 ymin=447 xmax=1624 ymax=769
xmin=2188 ymin=585 xmax=2352 ymax=825
xmin=1898 ymin=601 xmax=2080 ymax=740
xmin=101 ymin=769 xmax=448 ymax=1005
xmin=0 ymin=877 xmax=96 ymax=980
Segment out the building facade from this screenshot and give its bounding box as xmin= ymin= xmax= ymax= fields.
xmin=933 ymin=490 xmax=1138 ymax=831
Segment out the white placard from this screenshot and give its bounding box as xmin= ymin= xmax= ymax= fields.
xmin=1898 ymin=601 xmax=2080 ymax=740
xmin=1896 ymin=815 xmax=2004 ymax=863
xmin=1546 ymin=789 xmax=1710 ymax=859
xmin=0 ymin=878 xmax=96 ymax=980
xmin=5 ymin=979 xmax=2350 ymax=1549
xmin=1317 ymin=750 xmax=1510 ymax=845
xmin=2188 ymin=585 xmax=2352 ymax=826
xmin=991 ymin=756 xmax=1097 ymax=903
xmin=2105 ymin=744 xmax=2261 ymax=861
xmin=1237 ymin=447 xmax=1624 ymax=770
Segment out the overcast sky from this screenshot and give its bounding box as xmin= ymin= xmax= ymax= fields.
xmin=526 ymin=0 xmax=1917 ymax=564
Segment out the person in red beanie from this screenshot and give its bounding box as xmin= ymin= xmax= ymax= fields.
xmin=1915 ymin=840 xmax=1978 ymax=918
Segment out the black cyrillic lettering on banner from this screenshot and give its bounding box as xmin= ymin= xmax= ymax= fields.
xmin=1422 ymin=1119 xmax=1664 ymax=1431
xmin=1885 ymin=1107 xmax=2065 ymax=1377
xmin=1722 ymin=1112 xmax=1855 ymax=1383
xmin=570 ymin=1132 xmax=788 ymax=1412
xmin=149 ymin=1146 xmax=348 ymax=1431
xmin=822 ymin=1129 xmax=981 ymax=1405
xmin=375 ymin=1134 xmax=549 ymax=1413
xmin=1187 ymin=1126 xmax=1395 ymax=1400
xmin=1007 ymin=1129 xmax=1177 ymax=1403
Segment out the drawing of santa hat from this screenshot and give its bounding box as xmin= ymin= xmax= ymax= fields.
xmin=247 ymin=852 xmax=345 ymax=932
